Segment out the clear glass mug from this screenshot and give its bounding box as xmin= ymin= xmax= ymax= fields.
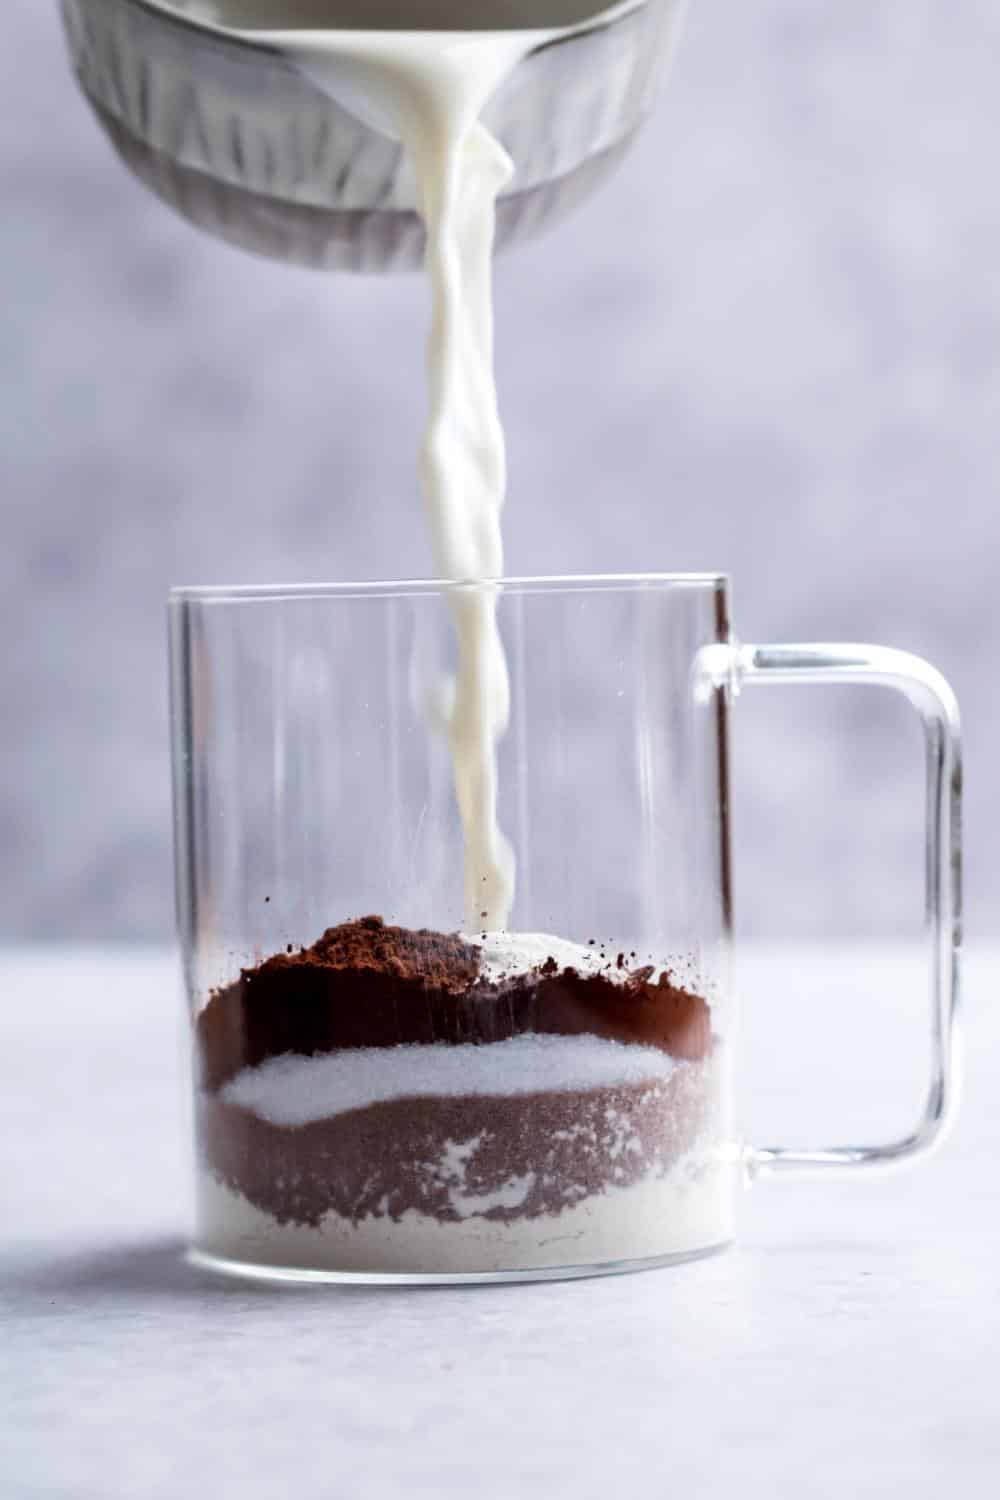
xmin=169 ymin=574 xmax=961 ymax=1284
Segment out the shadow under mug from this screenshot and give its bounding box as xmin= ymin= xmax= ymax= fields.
xmin=169 ymin=574 xmax=961 ymax=1284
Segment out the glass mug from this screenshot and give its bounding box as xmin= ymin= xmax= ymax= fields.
xmin=169 ymin=575 xmax=961 ymax=1284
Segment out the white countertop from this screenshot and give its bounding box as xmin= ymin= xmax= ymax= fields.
xmin=3 ymin=944 xmax=998 ymax=1497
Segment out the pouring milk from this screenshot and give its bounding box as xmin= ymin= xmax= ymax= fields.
xmin=173 ymin=1 xmax=634 ymax=929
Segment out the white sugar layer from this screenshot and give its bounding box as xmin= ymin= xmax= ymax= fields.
xmin=219 ymin=1032 xmax=680 ymax=1127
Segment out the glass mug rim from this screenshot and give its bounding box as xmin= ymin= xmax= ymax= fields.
xmin=168 ymin=572 xmax=730 ymax=606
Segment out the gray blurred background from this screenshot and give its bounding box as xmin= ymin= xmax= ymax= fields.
xmin=2 ymin=0 xmax=996 ymax=942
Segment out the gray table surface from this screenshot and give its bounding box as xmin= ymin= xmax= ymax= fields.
xmin=2 ymin=943 xmax=997 ymax=1498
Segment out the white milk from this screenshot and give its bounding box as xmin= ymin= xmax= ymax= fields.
xmin=172 ymin=2 xmax=622 ymax=928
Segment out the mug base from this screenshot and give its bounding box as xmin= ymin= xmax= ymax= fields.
xmin=186 ymin=1238 xmax=734 ymax=1287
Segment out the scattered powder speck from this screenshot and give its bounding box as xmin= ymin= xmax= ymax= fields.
xmin=469 ymin=930 xmax=669 ymax=986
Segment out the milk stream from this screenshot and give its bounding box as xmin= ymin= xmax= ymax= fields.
xmin=172 ymin=3 xmax=616 ymax=929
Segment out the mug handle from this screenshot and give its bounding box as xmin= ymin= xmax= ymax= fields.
xmin=723 ymin=642 xmax=962 ymax=1176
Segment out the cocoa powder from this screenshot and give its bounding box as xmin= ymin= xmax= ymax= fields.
xmin=196 ymin=915 xmax=712 ymax=1092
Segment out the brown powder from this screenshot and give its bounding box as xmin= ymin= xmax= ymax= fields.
xmin=196 ymin=915 xmax=713 ymax=1093
xmin=300 ymin=915 xmax=481 ymax=989
xmin=198 ymin=1064 xmax=712 ymax=1229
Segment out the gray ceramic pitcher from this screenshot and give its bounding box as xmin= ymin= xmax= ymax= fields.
xmin=60 ymin=0 xmax=687 ymax=271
